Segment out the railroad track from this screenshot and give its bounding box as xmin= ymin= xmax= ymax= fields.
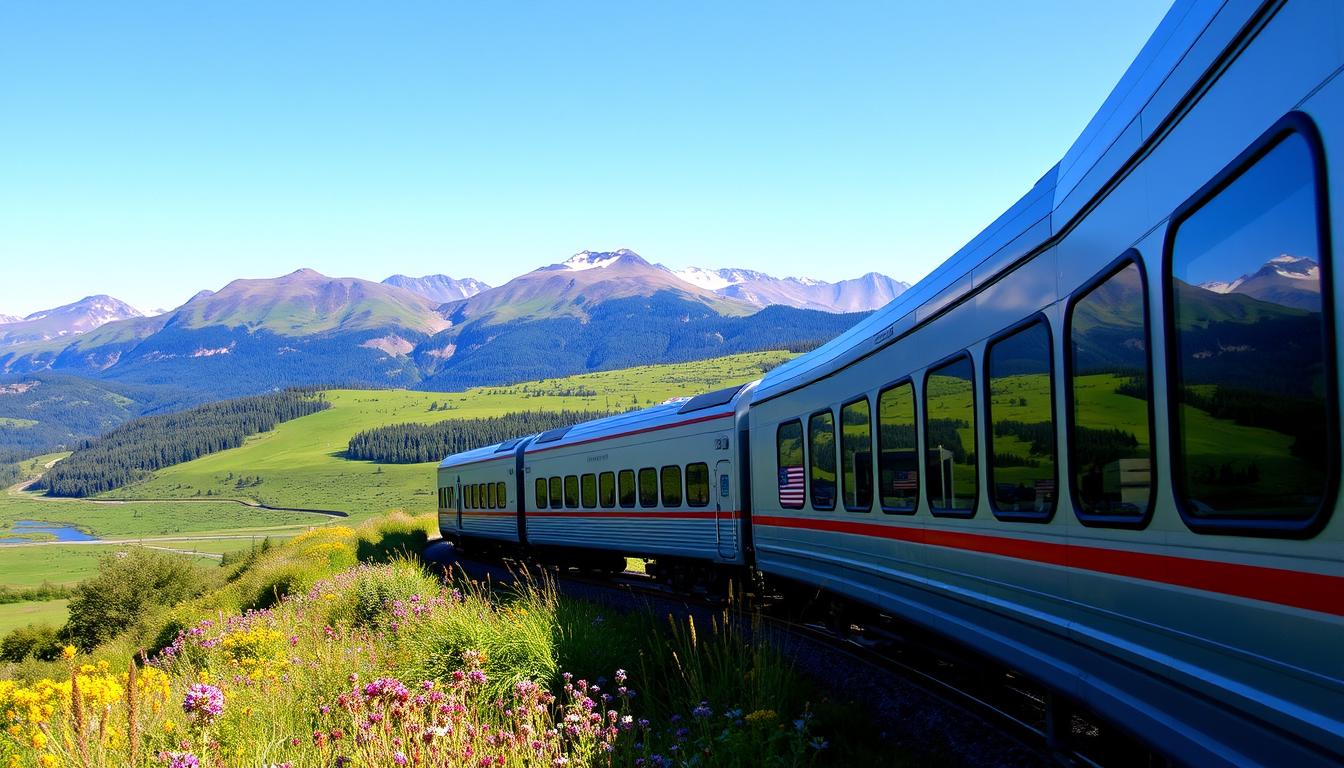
xmin=419 ymin=541 xmax=1166 ymax=768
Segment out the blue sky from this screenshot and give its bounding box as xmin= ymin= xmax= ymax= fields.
xmin=1 ymin=1 xmax=1173 ymax=316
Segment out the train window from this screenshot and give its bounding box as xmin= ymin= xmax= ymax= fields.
xmin=878 ymin=381 xmax=919 ymax=512
xmin=618 ymin=470 xmax=636 ymax=508
xmin=840 ymin=398 xmax=873 ymax=512
xmin=549 ymin=477 xmax=563 ymax=510
xmin=447 ymin=487 xmax=455 ymax=508
xmin=1167 ymin=124 xmax=1333 ymax=531
xmin=497 ymin=481 xmax=507 ymax=509
xmin=638 ymin=467 xmax=658 ymax=508
xmin=535 ymin=478 xmax=548 ymax=509
xmin=661 ymin=465 xmax=683 ymax=507
xmin=564 ymin=475 xmax=580 ymax=509
xmin=809 ymin=410 xmax=837 ymax=510
xmin=986 ymin=319 xmax=1056 ymax=520
xmin=599 ymin=472 xmax=616 ymax=508
xmin=925 ymin=354 xmax=978 ymax=516
xmin=776 ymin=420 xmax=806 ymax=509
xmin=580 ymin=474 xmax=597 ymax=509
xmin=1067 ymin=258 xmax=1154 ymax=524
xmin=488 ymin=482 xmax=498 ymax=509
xmin=686 ymin=463 xmax=710 ymax=507
xmin=466 ymin=484 xmax=475 ymax=509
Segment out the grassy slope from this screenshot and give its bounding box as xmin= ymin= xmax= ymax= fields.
xmin=94 ymin=350 xmax=792 ymax=522
xmin=0 ymin=599 xmax=69 ymax=635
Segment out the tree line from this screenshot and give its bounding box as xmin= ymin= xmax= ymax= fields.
xmin=37 ymin=390 xmax=331 ymax=497
xmin=346 ymin=410 xmax=615 ymax=464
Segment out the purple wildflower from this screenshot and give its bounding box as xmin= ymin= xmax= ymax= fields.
xmin=181 ymin=684 xmax=224 ymax=724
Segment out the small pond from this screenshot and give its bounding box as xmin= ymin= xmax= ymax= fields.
xmin=0 ymin=520 xmax=100 ymax=544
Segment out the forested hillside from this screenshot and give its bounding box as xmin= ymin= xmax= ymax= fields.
xmin=38 ymin=390 xmax=331 ymax=497
xmin=346 ymin=410 xmax=613 ymax=463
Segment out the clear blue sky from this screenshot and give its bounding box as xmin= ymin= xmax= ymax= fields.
xmin=0 ymin=1 xmax=1173 ymax=316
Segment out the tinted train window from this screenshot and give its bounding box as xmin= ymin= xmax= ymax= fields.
xmin=841 ymin=398 xmax=873 ymax=511
xmin=987 ymin=320 xmax=1056 ymax=519
xmin=618 ymin=470 xmax=636 ymax=508
xmin=878 ymin=382 xmax=919 ymax=512
xmin=638 ymin=467 xmax=658 ymax=508
xmin=599 ymin=472 xmax=616 ymax=508
xmin=489 ymin=482 xmax=499 ymax=509
xmin=661 ymin=465 xmax=682 ymax=507
xmin=535 ymin=478 xmax=548 ymax=509
xmin=809 ymin=411 xmax=837 ymax=510
xmin=776 ymin=420 xmax=806 ymax=509
xmin=497 ymin=481 xmax=507 ymax=509
xmin=686 ymin=463 xmax=710 ymax=507
xmin=549 ymin=477 xmax=563 ymax=510
xmin=1069 ymin=260 xmax=1154 ymax=522
xmin=564 ymin=475 xmax=580 ymax=509
xmin=581 ymin=474 xmax=597 ymax=509
xmin=925 ymin=355 xmax=978 ymax=515
xmin=467 ymin=484 xmax=475 ymax=509
xmin=1169 ymin=131 xmax=1331 ymax=525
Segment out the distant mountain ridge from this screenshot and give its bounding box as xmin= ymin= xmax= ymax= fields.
xmin=668 ymin=264 xmax=909 ymax=313
xmin=0 ymin=295 xmax=143 ymax=348
xmin=382 ymin=274 xmax=491 ymax=303
xmin=1198 ymin=254 xmax=1320 ymax=310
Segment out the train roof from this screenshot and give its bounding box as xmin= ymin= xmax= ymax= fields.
xmin=753 ymin=0 xmax=1224 ymax=403
xmin=437 ymin=439 xmax=526 ymax=470
xmin=524 ymin=382 xmax=755 ymax=454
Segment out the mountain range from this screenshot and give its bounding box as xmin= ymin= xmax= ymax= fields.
xmin=1197 ymin=254 xmax=1320 ymax=310
xmin=0 ymin=252 xmax=887 ymax=452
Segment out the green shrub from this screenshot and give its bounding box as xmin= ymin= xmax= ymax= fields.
xmin=336 ymin=559 xmax=439 ymax=628
xmin=355 ymin=512 xmax=431 ymax=564
xmin=0 ymin=623 xmax=62 ymax=662
xmin=64 ymin=548 xmax=209 ymax=649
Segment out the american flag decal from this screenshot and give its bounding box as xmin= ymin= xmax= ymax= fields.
xmin=779 ymin=465 xmax=805 ymax=507
xmin=891 ymin=470 xmax=917 ymax=491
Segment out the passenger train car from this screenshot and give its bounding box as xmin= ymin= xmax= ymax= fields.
xmin=439 ymin=1 xmax=1344 ymax=764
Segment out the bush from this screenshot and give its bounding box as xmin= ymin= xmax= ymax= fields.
xmin=0 ymin=623 xmax=61 ymax=663
xmin=64 ymin=548 xmax=209 ymax=649
xmin=355 ymin=512 xmax=432 ymax=564
xmin=337 ymin=558 xmax=440 ymax=628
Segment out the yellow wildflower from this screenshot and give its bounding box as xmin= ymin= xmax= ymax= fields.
xmin=30 ymin=728 xmax=48 ymax=749
xmin=61 ymin=645 xmax=76 ymax=661
xmin=162 ymin=720 xmax=176 ymax=733
xmin=39 ymin=755 xmax=59 ymax=768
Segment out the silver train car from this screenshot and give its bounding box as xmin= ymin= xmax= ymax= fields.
xmin=439 ymin=1 xmax=1344 ymax=763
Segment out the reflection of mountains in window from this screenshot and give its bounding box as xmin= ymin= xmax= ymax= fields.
xmin=1195 ymin=254 xmax=1320 ymax=311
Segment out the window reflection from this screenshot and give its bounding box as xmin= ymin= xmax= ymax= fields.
xmin=878 ymin=383 xmax=919 ymax=512
xmin=925 ymin=356 xmax=978 ymax=514
xmin=987 ymin=321 xmax=1056 ymax=516
xmin=841 ymin=399 xmax=873 ymax=511
xmin=1069 ymin=262 xmax=1153 ymax=518
xmin=809 ymin=411 xmax=837 ymax=510
xmin=777 ymin=421 xmax=806 ymax=509
xmin=1170 ymin=133 xmax=1329 ymax=520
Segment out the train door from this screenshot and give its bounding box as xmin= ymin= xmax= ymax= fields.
xmin=455 ymin=477 xmax=463 ymax=532
xmin=715 ymin=460 xmax=737 ymax=559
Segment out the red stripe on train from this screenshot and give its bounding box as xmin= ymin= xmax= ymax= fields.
xmin=753 ymin=515 xmax=1344 ymax=617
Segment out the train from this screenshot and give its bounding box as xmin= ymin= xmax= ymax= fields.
xmin=436 ymin=1 xmax=1344 ymax=764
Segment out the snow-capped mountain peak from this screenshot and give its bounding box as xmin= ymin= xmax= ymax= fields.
xmin=1197 ymin=254 xmax=1321 ymax=310
xmin=560 ymin=249 xmax=647 ymax=271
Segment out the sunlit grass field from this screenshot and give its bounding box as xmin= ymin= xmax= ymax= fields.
xmin=101 ymin=350 xmax=792 ymax=523
xmin=0 ymin=599 xmax=69 ymax=635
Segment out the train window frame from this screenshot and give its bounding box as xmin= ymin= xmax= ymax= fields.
xmin=839 ymin=396 xmax=874 ymax=513
xmin=618 ymin=469 xmax=636 ymax=508
xmin=876 ymin=378 xmax=920 ymax=515
xmin=660 ymin=465 xmax=683 ymax=508
xmin=467 ymin=484 xmax=475 ymax=510
xmin=535 ymin=478 xmax=548 ymax=510
xmin=776 ymin=419 xmax=807 ymax=510
xmin=983 ymin=314 xmax=1058 ymax=523
xmin=1063 ymin=251 xmax=1157 ymax=529
xmin=564 ymin=475 xmax=580 ymax=509
xmin=581 ymin=473 xmax=597 ymax=509
xmin=599 ymin=471 xmax=616 ymax=508
xmin=487 ymin=481 xmax=497 ymax=510
xmin=497 ymin=481 xmax=507 ymax=509
xmin=1161 ymin=112 xmax=1337 ymax=537
xmin=549 ymin=477 xmax=563 ymax=510
xmin=923 ymin=351 xmax=979 ymax=518
xmin=808 ymin=408 xmax=838 ymax=511
xmin=638 ymin=467 xmax=658 ymax=508
xmin=685 ymin=462 xmax=710 ymax=507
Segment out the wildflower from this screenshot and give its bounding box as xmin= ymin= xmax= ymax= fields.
xmin=39 ymin=756 xmax=58 ymax=768
xmin=393 ymin=752 xmax=408 ymax=766
xmin=61 ymin=646 xmax=76 ymax=661
xmin=181 ymin=684 xmax=224 ymax=724
xmin=692 ymin=702 xmax=713 ymax=719
xmin=167 ymin=753 xmax=200 ymax=768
